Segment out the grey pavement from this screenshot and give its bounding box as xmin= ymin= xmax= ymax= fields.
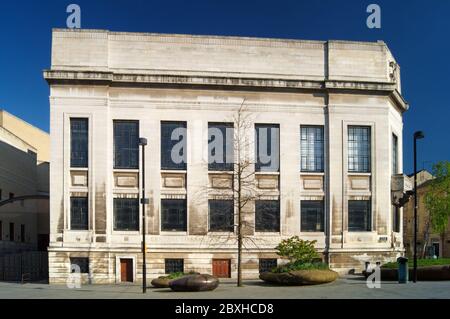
xmin=0 ymin=276 xmax=450 ymax=299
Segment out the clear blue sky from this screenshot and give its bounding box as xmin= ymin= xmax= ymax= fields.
xmin=0 ymin=0 xmax=448 ymax=174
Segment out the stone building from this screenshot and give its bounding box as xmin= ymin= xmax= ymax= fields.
xmin=44 ymin=29 xmax=408 ymax=284
xmin=403 ymin=170 xmax=450 ymax=258
xmin=0 ymin=110 xmax=50 ymax=254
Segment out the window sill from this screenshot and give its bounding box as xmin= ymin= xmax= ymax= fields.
xmin=113 ymin=168 xmax=139 ymax=173
xmin=208 ymin=171 xmax=234 ymax=175
xmin=300 ymin=171 xmax=325 ymax=176
xmin=255 ymin=171 xmax=280 ymax=175
xmin=160 ymin=231 xmax=188 ymax=235
xmin=161 ymin=170 xmax=187 ymax=174
xmin=347 ymin=172 xmax=372 ymax=176
xmin=254 ymin=231 xmax=281 ymax=236
xmin=70 ymin=167 xmax=88 ymax=171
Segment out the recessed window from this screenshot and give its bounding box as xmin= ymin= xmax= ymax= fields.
xmin=392 ymin=134 xmax=398 ymax=174
xmin=70 ymin=118 xmax=88 ymax=168
xmin=255 ymin=124 xmax=280 ymax=172
xmin=161 ymin=121 xmax=187 ymax=170
xmin=301 ymin=126 xmax=324 ymax=172
xmin=208 ymin=123 xmax=234 ymax=171
xmin=393 ymin=206 xmax=400 ymax=233
xmin=114 ymin=120 xmax=139 ymax=169
xmin=301 ymin=200 xmax=324 ymax=232
xmin=20 ymin=224 xmax=25 ymax=243
xmin=161 ymin=199 xmax=187 ymax=231
xmin=0 ymin=221 xmax=2 ymax=240
xmin=9 ymin=222 xmax=14 ymax=241
xmin=255 ymin=200 xmax=280 ymax=232
xmin=209 ymin=200 xmax=234 ymax=232
xmin=259 ymin=258 xmax=277 ymax=273
xmin=70 ymin=257 xmax=89 ymax=273
xmin=348 ymin=200 xmax=371 ymax=232
xmin=348 ymin=126 xmax=371 ymax=173
xmin=165 ymin=259 xmax=184 ymax=274
xmin=70 ymin=197 xmax=88 ymax=230
xmin=113 ymin=198 xmax=139 ymax=231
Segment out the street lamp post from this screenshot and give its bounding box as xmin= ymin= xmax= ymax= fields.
xmin=413 ymin=131 xmax=424 ymax=283
xmin=139 ymin=137 xmax=148 ymax=293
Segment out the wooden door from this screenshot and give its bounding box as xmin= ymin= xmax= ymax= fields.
xmin=120 ymin=259 xmax=133 ymax=282
xmin=212 ymin=259 xmax=231 ymax=278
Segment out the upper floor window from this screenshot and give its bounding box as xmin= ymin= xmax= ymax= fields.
xmin=70 ymin=118 xmax=88 ymax=168
xmin=348 ymin=200 xmax=371 ymax=232
xmin=161 ymin=121 xmax=187 ymax=170
xmin=301 ymin=200 xmax=324 ymax=232
xmin=114 ymin=121 xmax=139 ymax=169
xmin=209 ymin=199 xmax=234 ymax=232
xmin=161 ymin=199 xmax=187 ymax=231
xmin=392 ymin=134 xmax=398 ymax=174
xmin=208 ymin=123 xmax=234 ymax=171
xmin=255 ymin=124 xmax=280 ymax=172
xmin=70 ymin=197 xmax=88 ymax=230
xmin=255 ymin=200 xmax=280 ymax=232
xmin=301 ymin=126 xmax=324 ymax=172
xmin=113 ymin=198 xmax=139 ymax=231
xmin=348 ymin=126 xmax=371 ymax=173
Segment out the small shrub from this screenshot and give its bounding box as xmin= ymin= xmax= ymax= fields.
xmin=276 ymin=236 xmax=319 ymax=263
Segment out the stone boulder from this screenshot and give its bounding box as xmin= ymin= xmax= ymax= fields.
xmin=260 ymin=269 xmax=339 ymax=286
xmin=169 ymin=274 xmax=220 ymax=292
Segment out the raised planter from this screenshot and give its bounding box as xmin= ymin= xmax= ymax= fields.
xmin=169 ymin=274 xmax=220 ymax=292
xmin=151 ymin=277 xmax=173 ymax=288
xmin=259 ymin=269 xmax=339 ymax=286
xmin=365 ymin=265 xmax=450 ymax=281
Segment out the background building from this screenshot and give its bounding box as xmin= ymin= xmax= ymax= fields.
xmin=45 ymin=29 xmax=408 ymax=284
xmin=0 ymin=109 xmax=50 ymax=254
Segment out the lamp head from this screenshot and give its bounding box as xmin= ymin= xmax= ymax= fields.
xmin=414 ymin=131 xmax=425 ymax=140
xmin=139 ymin=137 xmax=148 ymax=146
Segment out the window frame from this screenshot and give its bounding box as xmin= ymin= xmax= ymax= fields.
xmin=161 ymin=121 xmax=187 ymax=171
xmin=255 ymin=124 xmax=280 ymax=172
xmin=259 ymin=258 xmax=278 ymax=273
xmin=70 ymin=257 xmax=90 ymax=274
xmin=300 ymin=200 xmax=325 ymax=233
xmin=161 ymin=199 xmax=187 ymax=232
xmin=347 ymin=126 xmax=371 ymax=173
xmin=165 ymin=259 xmax=184 ymax=274
xmin=255 ymin=200 xmax=280 ymax=232
xmin=392 ymin=133 xmax=398 ymax=174
xmin=113 ymin=120 xmax=140 ymax=170
xmin=208 ymin=199 xmax=234 ymax=232
xmin=348 ymin=200 xmax=372 ymax=232
xmin=70 ymin=118 xmax=89 ymax=168
xmin=113 ymin=198 xmax=140 ymax=231
xmin=70 ymin=196 xmax=89 ymax=231
xmin=300 ymin=125 xmax=324 ymax=173
xmin=208 ymin=122 xmax=234 ymax=171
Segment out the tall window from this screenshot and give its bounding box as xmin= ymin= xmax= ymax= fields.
xmin=348 ymin=200 xmax=371 ymax=232
xmin=9 ymin=223 xmax=14 ymax=241
xmin=70 ymin=118 xmax=88 ymax=168
xmin=161 ymin=199 xmax=187 ymax=231
xmin=301 ymin=200 xmax=324 ymax=232
xmin=70 ymin=197 xmax=88 ymax=230
xmin=161 ymin=122 xmax=187 ymax=170
xmin=392 ymin=134 xmax=398 ymax=174
xmin=255 ymin=200 xmax=280 ymax=232
xmin=20 ymin=224 xmax=25 ymax=243
xmin=165 ymin=259 xmax=184 ymax=274
xmin=208 ymin=123 xmax=234 ymax=171
xmin=209 ymin=200 xmax=234 ymax=232
xmin=348 ymin=126 xmax=371 ymax=173
xmin=255 ymin=124 xmax=280 ymax=172
xmin=301 ymin=126 xmax=324 ymax=172
xmin=0 ymin=221 xmax=2 ymax=240
xmin=393 ymin=206 xmax=400 ymax=233
xmin=113 ymin=198 xmax=139 ymax=231
xmin=114 ymin=121 xmax=139 ymax=169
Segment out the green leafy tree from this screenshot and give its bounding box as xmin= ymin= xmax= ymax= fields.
xmin=275 ymin=236 xmax=319 ymax=263
xmin=424 ymin=161 xmax=450 ymax=255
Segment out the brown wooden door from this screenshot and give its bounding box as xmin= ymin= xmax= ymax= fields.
xmin=120 ymin=259 xmax=133 ymax=282
xmin=212 ymin=259 xmax=231 ymax=278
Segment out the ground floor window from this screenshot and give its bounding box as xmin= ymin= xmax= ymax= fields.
xmin=301 ymin=200 xmax=324 ymax=232
xmin=209 ymin=199 xmax=234 ymax=232
xmin=161 ymin=199 xmax=187 ymax=231
xmin=255 ymin=200 xmax=280 ymax=232
xmin=259 ymin=258 xmax=277 ymax=273
xmin=348 ymin=200 xmax=371 ymax=231
xmin=70 ymin=257 xmax=89 ymax=273
xmin=114 ymin=198 xmax=139 ymax=231
xmin=165 ymin=259 xmax=184 ymax=274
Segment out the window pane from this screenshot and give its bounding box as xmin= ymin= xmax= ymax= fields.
xmin=209 ymin=200 xmax=234 ymax=232
xmin=348 ymin=200 xmax=371 ymax=231
xmin=70 ymin=257 xmax=89 ymax=273
xmin=259 ymin=259 xmax=277 ymax=273
xmin=301 ymin=200 xmax=324 ymax=232
xmin=113 ymin=198 xmax=139 ymax=231
xmin=165 ymin=259 xmax=184 ymax=274
xmin=70 ymin=118 xmax=88 ymax=168
xmin=393 ymin=206 xmax=400 ymax=233
xmin=208 ymin=123 xmax=234 ymax=171
xmin=114 ymin=121 xmax=139 ymax=169
xmin=161 ymin=122 xmax=187 ymax=170
xmin=348 ymin=126 xmax=371 ymax=173
xmin=70 ymin=197 xmax=88 ymax=230
xmin=161 ymin=199 xmax=187 ymax=231
xmin=255 ymin=200 xmax=280 ymax=232
xmin=255 ymin=124 xmax=280 ymax=172
xmin=392 ymin=134 xmax=398 ymax=174
xmin=301 ymin=126 xmax=324 ymax=172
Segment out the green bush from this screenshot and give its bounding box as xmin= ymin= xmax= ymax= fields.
xmin=275 ymin=236 xmax=319 ymax=263
xmin=382 ymin=258 xmax=450 ymax=269
xmin=272 ymin=261 xmax=329 ymax=273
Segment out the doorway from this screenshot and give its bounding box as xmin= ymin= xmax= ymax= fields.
xmin=212 ymin=259 xmax=231 ymax=278
xmin=120 ymin=258 xmax=134 ymax=283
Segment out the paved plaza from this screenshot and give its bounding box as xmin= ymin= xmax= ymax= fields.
xmin=0 ymin=276 xmax=449 ymax=299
